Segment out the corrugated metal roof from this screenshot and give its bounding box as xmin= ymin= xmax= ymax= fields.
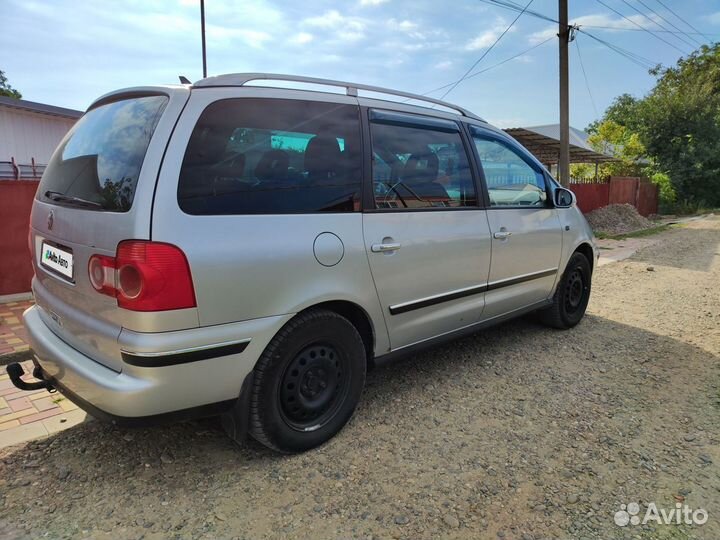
xmin=504 ymin=124 xmax=616 ymax=164
xmin=0 ymin=96 xmax=83 ymax=119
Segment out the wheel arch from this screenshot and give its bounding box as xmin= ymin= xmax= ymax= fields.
xmin=573 ymin=242 xmax=595 ymax=273
xmin=297 ymin=300 xmax=376 ymax=369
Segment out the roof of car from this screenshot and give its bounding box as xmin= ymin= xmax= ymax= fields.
xmin=192 ymin=73 xmax=485 ymax=123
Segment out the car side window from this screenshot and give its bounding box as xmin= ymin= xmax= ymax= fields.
xmin=178 ymin=98 xmax=362 ymax=214
xmin=369 ymin=117 xmax=477 ymax=209
xmin=472 ymin=135 xmax=548 ymax=208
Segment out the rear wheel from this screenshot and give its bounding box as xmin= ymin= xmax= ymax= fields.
xmin=248 ymin=309 xmax=366 ymax=453
xmin=539 ymin=252 xmax=592 ymax=329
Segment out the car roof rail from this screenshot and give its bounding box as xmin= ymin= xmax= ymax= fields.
xmin=192 ymin=73 xmax=485 ymax=121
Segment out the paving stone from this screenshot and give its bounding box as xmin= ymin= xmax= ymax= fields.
xmin=19 ymin=408 xmax=64 ymax=424
xmin=42 ymin=409 xmax=88 ymax=434
xmin=0 ymin=421 xmax=48 ymax=447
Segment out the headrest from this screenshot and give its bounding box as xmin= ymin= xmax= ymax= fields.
xmin=403 ymin=151 xmax=439 ymax=185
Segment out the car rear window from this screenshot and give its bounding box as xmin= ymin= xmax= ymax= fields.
xmin=37 ymin=95 xmax=168 ymax=212
xmin=177 ymin=98 xmax=362 ymax=214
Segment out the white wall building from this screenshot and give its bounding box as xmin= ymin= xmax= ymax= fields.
xmin=0 ymin=95 xmax=82 ymax=177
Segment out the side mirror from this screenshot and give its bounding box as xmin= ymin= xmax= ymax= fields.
xmin=554 ymin=187 xmax=575 ymax=208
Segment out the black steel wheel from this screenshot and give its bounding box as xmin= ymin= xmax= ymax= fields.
xmin=279 ymin=343 xmax=350 ymax=431
xmin=539 ymin=251 xmax=592 ymax=329
xmin=563 ymin=266 xmax=587 ymax=315
xmin=247 ymin=309 xmax=366 ymax=453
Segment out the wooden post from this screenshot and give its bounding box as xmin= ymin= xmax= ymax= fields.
xmin=558 ymin=0 xmax=570 ymax=186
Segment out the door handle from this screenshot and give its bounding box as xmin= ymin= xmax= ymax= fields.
xmin=371 ymin=242 xmax=402 ymax=253
xmin=493 ymin=231 xmax=513 ymax=240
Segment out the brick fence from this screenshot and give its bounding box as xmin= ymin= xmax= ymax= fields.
xmin=0 ymin=180 xmax=39 ymax=296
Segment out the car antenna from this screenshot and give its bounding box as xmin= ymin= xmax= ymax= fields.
xmin=179 ymin=75 xmax=192 ymax=85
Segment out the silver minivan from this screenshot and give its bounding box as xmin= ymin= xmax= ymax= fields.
xmin=8 ymin=74 xmax=597 ymax=453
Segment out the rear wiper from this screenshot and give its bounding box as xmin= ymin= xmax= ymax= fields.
xmin=44 ymin=190 xmax=103 ymax=209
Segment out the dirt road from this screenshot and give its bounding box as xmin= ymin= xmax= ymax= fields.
xmin=1 ymin=217 xmax=719 ymax=540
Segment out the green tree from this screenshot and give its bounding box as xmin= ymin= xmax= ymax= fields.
xmin=0 ymin=70 xmax=22 ymax=99
xmin=636 ymin=44 xmax=720 ymax=206
xmin=586 ymin=93 xmax=641 ymax=135
xmin=586 ymin=44 xmax=720 ymax=208
xmin=586 ymin=120 xmax=647 ymax=178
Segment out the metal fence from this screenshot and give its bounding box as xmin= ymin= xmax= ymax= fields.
xmin=569 ymin=176 xmax=610 ymax=185
xmin=569 ymin=176 xmax=659 ymax=216
xmin=0 ymin=158 xmax=45 ymax=180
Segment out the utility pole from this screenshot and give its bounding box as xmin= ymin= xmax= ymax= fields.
xmin=200 ymin=0 xmax=207 ymax=78
xmin=558 ymin=0 xmax=570 ymax=186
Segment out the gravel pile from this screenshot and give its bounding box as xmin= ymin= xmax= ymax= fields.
xmin=585 ymin=204 xmax=653 ymax=235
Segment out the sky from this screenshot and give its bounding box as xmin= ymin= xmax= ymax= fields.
xmin=2 ymin=0 xmax=720 ymax=130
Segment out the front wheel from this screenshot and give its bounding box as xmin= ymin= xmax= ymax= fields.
xmin=246 ymin=309 xmax=366 ymax=453
xmin=539 ymin=252 xmax=592 ymax=329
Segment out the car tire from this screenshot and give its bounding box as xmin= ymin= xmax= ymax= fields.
xmin=247 ymin=309 xmax=366 ymax=453
xmin=539 ymin=252 xmax=592 ymax=329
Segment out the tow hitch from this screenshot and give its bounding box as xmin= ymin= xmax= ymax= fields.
xmin=6 ymin=362 xmax=55 ymax=392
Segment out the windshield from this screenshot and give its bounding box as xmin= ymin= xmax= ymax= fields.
xmin=37 ymin=95 xmax=168 ymax=212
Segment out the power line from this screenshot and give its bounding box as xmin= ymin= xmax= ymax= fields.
xmin=581 ymin=25 xmax=718 ymax=36
xmin=477 ymin=0 xmax=557 ymax=24
xmin=635 ymin=0 xmax=703 ymax=46
xmin=622 ymin=0 xmax=695 ymax=49
xmin=574 ymin=36 xmax=598 ymax=118
xmin=619 ymin=0 xmax=696 ymax=49
xmin=578 ymin=29 xmax=659 ymax=70
xmin=439 ymin=0 xmax=535 ymax=100
xmin=594 ymin=0 xmax=688 ymax=55
xmin=420 ymin=36 xmax=554 ymax=97
xmin=654 ymin=0 xmax=714 ymax=42
xmin=476 ymin=0 xmax=663 ymax=75
xmin=478 ymin=0 xmax=719 ymax=40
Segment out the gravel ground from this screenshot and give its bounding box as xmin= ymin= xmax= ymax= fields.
xmin=585 ymin=204 xmax=653 ymax=236
xmin=1 ymin=217 xmax=719 ymax=540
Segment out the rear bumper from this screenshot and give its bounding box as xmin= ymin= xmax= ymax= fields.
xmin=22 ymin=305 xmax=290 ymax=419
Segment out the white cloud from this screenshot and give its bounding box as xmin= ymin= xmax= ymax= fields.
xmin=388 ymin=19 xmax=418 ymax=32
xmin=206 ymin=25 xmax=272 ymax=48
xmin=466 ymin=30 xmax=501 ymax=50
xmin=527 ymin=27 xmax=557 ymax=45
xmin=514 ymin=55 xmax=533 ymax=63
xmin=360 ymin=0 xmax=389 ymax=6
xmin=434 ymin=60 xmax=452 ymax=70
xmin=707 ymin=12 xmax=720 ymax=25
xmin=387 ymin=18 xmax=427 ymax=40
xmin=290 ymin=32 xmax=314 ymax=45
xmin=304 ymin=10 xmax=366 ymax=42
xmin=465 ymin=18 xmax=514 ymax=50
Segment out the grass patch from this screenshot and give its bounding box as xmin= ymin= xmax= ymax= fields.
xmin=595 ymin=223 xmax=674 ymax=240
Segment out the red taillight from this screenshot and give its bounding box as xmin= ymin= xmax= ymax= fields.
xmin=88 ymin=254 xmax=116 ymax=297
xmin=87 ymin=241 xmax=196 ymax=312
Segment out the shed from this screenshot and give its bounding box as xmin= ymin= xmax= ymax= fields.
xmin=0 ymin=96 xmax=82 ymax=179
xmin=503 ymin=124 xmax=615 ymax=167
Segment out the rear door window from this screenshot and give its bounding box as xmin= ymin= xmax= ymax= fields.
xmin=177 ymin=98 xmax=362 ymax=214
xmin=369 ymin=112 xmax=477 ymax=210
xmin=37 ymin=95 xmax=168 ymax=212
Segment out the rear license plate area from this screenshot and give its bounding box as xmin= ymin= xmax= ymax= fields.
xmin=40 ymin=241 xmax=74 ymax=281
